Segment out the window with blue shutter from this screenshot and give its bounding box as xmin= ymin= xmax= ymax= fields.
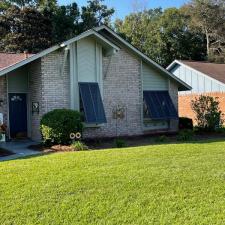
xmin=79 ymin=82 xmax=107 ymax=124
xmin=143 ymin=91 xmax=178 ymax=120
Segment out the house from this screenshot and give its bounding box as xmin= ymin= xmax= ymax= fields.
xmin=0 ymin=26 xmax=190 ymax=141
xmin=167 ymin=60 xmax=225 ymax=122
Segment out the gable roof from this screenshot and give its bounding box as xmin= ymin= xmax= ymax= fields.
xmin=167 ymin=60 xmax=225 ymax=85
xmin=0 ymin=52 xmax=33 ymax=70
xmin=0 ymin=25 xmax=191 ymax=91
xmin=0 ymin=29 xmax=119 ymax=77
xmin=94 ymin=25 xmax=191 ymax=91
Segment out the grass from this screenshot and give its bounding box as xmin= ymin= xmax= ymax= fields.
xmin=1 ymin=140 xmax=225 ymax=224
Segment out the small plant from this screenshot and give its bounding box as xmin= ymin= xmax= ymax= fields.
xmin=114 ymin=138 xmax=127 ymax=148
xmin=177 ymin=129 xmax=194 ymax=141
xmin=70 ymin=141 xmax=88 ymax=151
xmin=215 ymin=127 xmax=225 ymax=134
xmin=0 ymin=120 xmax=6 ymax=142
xmin=154 ymin=135 xmax=168 ymax=143
xmin=191 ymin=95 xmax=224 ymax=131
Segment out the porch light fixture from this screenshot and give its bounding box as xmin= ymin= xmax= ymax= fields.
xmin=32 ymin=102 xmax=39 ymax=114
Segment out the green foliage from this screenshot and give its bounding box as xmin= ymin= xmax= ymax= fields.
xmin=184 ymin=0 xmax=225 ymax=61
xmin=177 ymin=129 xmax=194 ymax=141
xmin=215 ymin=127 xmax=225 ymax=134
xmin=80 ymin=0 xmax=114 ymax=31
xmin=115 ymin=7 xmax=206 ymax=67
xmin=70 ymin=141 xmax=88 ymax=151
xmin=154 ymin=135 xmax=168 ymax=143
xmin=51 ymin=3 xmax=80 ymax=43
xmin=114 ymin=138 xmax=127 ymax=148
xmin=179 ymin=117 xmax=193 ymax=130
xmin=191 ymin=95 xmax=224 ymax=131
xmin=0 ymin=0 xmax=114 ymax=53
xmin=0 ymin=5 xmax=53 ymax=53
xmin=40 ymin=109 xmax=83 ymax=145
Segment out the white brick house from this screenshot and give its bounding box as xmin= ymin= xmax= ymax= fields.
xmin=0 ymin=26 xmax=190 ymax=141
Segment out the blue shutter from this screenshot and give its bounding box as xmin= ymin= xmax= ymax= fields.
xmin=143 ymin=91 xmax=178 ymax=119
xmin=79 ymin=82 xmax=107 ymax=124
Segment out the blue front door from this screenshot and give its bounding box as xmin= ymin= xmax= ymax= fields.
xmin=9 ymin=93 xmax=27 ymax=138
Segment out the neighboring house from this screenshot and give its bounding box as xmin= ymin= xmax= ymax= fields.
xmin=0 ymin=26 xmax=190 ymax=141
xmin=167 ymin=60 xmax=225 ymax=122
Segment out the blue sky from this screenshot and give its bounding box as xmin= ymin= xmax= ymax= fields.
xmin=58 ymin=0 xmax=188 ymax=20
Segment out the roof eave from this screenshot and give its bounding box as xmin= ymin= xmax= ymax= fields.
xmin=0 ymin=28 xmax=120 ymax=77
xmin=95 ymin=25 xmax=191 ymax=92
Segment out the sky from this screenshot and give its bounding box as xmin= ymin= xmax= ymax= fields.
xmin=58 ymin=0 xmax=188 ymax=20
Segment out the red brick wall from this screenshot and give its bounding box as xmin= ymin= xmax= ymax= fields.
xmin=179 ymin=92 xmax=225 ymax=124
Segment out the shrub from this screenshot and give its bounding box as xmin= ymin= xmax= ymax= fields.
xmin=179 ymin=117 xmax=193 ymax=130
xmin=70 ymin=141 xmax=88 ymax=151
xmin=40 ymin=109 xmax=83 ymax=145
xmin=177 ymin=129 xmax=194 ymax=141
xmin=154 ymin=135 xmax=168 ymax=143
xmin=191 ymin=95 xmax=224 ymax=131
xmin=114 ymin=138 xmax=127 ymax=148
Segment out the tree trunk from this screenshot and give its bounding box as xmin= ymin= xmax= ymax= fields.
xmin=205 ymin=28 xmax=210 ymax=57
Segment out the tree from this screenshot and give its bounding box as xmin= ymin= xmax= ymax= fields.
xmin=191 ymin=95 xmax=224 ymax=131
xmin=115 ymin=8 xmax=163 ymax=63
xmin=115 ymin=7 xmax=206 ymax=66
xmin=51 ymin=3 xmax=80 ymax=43
xmin=158 ymin=8 xmax=206 ymax=66
xmin=0 ymin=5 xmax=53 ymax=53
xmin=183 ymin=0 xmax=225 ymax=62
xmin=0 ymin=0 xmax=115 ymax=52
xmin=79 ymin=0 xmax=115 ymax=32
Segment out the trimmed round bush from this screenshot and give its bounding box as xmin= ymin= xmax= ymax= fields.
xmin=40 ymin=109 xmax=83 ymax=145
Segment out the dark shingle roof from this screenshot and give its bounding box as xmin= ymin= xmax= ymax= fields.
xmin=180 ymin=60 xmax=225 ymax=84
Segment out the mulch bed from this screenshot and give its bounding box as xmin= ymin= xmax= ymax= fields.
xmin=28 ymin=132 xmax=225 ymax=153
xmin=0 ymin=148 xmax=14 ymax=157
xmin=28 ymin=144 xmax=73 ymax=152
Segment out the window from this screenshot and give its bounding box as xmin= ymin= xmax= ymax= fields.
xmin=143 ymin=91 xmax=178 ymax=120
xmin=79 ymin=82 xmax=106 ymax=124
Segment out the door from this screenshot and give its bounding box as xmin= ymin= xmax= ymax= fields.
xmin=9 ymin=93 xmax=27 ymax=138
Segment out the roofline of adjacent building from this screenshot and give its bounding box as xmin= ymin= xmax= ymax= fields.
xmin=167 ymin=60 xmax=225 ymax=88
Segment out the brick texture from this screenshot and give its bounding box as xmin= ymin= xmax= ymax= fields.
xmin=179 ymin=92 xmax=225 ymax=124
xmin=4 ymin=47 xmax=178 ymax=141
xmin=84 ymin=49 xmax=143 ymax=138
xmin=28 ymin=50 xmax=70 ymax=141
xmin=28 ymin=59 xmax=42 ymax=140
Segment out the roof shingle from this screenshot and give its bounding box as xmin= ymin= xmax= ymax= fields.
xmin=0 ymin=52 xmax=33 ymax=71
xmin=180 ymin=60 xmax=225 ymax=84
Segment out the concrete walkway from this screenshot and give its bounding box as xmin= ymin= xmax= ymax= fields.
xmin=0 ymin=140 xmax=41 ymax=161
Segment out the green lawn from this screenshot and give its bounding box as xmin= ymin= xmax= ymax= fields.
xmin=1 ymin=140 xmax=225 ymax=225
